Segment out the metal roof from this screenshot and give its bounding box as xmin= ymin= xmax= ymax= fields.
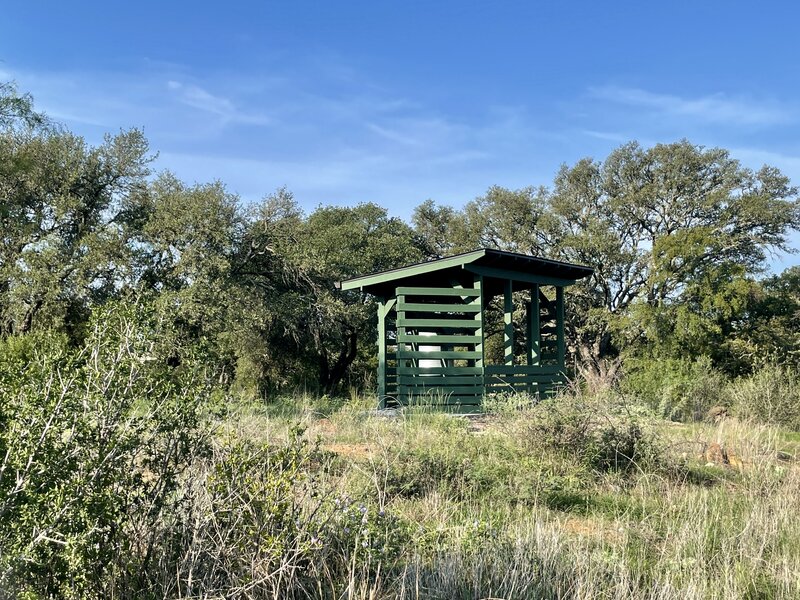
xmin=338 ymin=248 xmax=593 ymax=296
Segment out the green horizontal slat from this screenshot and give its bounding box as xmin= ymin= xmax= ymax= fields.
xmin=398 ymin=350 xmax=482 ymax=360
xmin=397 ymin=334 xmax=481 ymax=344
xmin=487 ymin=375 xmax=563 ymax=385
xmin=400 ymin=385 xmax=483 ymax=395
xmin=484 ymin=365 xmax=562 ymax=375
xmin=399 ymin=378 xmax=483 ymax=387
xmin=484 ymin=375 xmax=561 ymax=387
xmin=397 ymin=375 xmax=483 ymax=385
xmin=398 ymin=302 xmax=482 ymax=313
xmin=397 ymin=366 xmax=483 ymax=375
xmin=397 ymin=318 xmax=480 ymax=328
xmin=396 ymin=287 xmax=481 ymax=297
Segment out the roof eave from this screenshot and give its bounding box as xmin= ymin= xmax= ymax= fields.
xmin=339 ymin=249 xmax=487 ymax=291
xmin=338 ymin=248 xmax=594 ymax=293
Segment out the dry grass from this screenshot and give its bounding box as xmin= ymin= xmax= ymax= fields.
xmin=222 ymin=393 xmax=800 ymax=599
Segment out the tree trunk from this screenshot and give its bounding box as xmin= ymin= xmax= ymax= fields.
xmin=319 ymin=326 xmax=358 ymax=395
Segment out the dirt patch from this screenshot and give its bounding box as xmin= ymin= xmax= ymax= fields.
xmin=558 ymin=515 xmax=623 ymax=544
xmin=312 ymin=418 xmax=337 ymax=436
xmin=324 ymin=443 xmax=374 ymax=460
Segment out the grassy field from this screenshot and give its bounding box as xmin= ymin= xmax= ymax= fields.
xmin=3 ymin=332 xmax=799 ymax=598
xmin=214 ymin=392 xmax=800 ymax=599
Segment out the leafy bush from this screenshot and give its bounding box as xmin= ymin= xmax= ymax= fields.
xmin=0 ymin=315 xmax=410 ymax=598
xmin=318 ymin=494 xmax=409 ymax=578
xmin=0 ymin=302 xmax=209 ymax=599
xmin=729 ymin=364 xmax=800 ymax=430
xmin=622 ymin=356 xmax=727 ymax=421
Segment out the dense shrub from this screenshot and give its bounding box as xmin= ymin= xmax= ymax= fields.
xmin=0 ymin=303 xmax=209 ymax=599
xmin=729 ymin=365 xmax=800 ymax=430
xmin=514 ymin=393 xmax=663 ymax=474
xmin=163 ymin=430 xmax=407 ymax=598
xmin=0 ymin=310 xmax=410 ymax=598
xmin=622 ymin=356 xmax=727 ymax=421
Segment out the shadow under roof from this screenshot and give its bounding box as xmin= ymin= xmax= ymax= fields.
xmin=338 ymin=248 xmax=593 ymax=298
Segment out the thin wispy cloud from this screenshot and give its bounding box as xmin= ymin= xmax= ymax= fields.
xmin=4 ymin=60 xmax=797 ymax=262
xmin=3 ymin=60 xmax=553 ymax=212
xmin=590 ymin=86 xmax=792 ymax=126
xmin=579 ymin=129 xmax=630 ymax=143
xmin=366 ymin=122 xmax=421 ymax=145
xmin=166 ymin=80 xmax=271 ymax=125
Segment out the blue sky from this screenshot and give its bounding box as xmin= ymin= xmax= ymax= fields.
xmin=3 ymin=1 xmax=799 ymax=269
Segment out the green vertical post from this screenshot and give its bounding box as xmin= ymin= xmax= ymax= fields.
xmin=527 ymin=284 xmax=540 ymax=366
xmin=395 ymin=291 xmax=407 ymax=405
xmin=474 ymin=276 xmax=485 ymax=366
xmin=377 ymin=299 xmax=387 ymax=409
xmin=504 ymin=279 xmax=514 ymax=366
xmin=467 ymin=275 xmax=486 ymax=404
xmin=556 ymin=286 xmax=565 ymax=369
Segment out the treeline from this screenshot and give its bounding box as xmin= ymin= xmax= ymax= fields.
xmin=2 ymin=81 xmax=800 ymax=396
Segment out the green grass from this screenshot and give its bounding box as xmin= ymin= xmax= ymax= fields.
xmin=222 ymin=391 xmax=800 ymax=599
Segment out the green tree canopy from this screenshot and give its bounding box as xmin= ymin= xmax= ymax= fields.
xmin=0 ymin=101 xmax=151 ymax=336
xmin=413 ymin=141 xmax=800 ymax=370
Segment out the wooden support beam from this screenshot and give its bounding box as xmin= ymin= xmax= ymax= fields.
xmin=539 ymin=288 xmax=555 ymax=311
xmin=527 ymin=283 xmax=540 ymax=367
xmin=377 ymin=299 xmax=388 ymax=408
xmin=474 ymin=274 xmax=485 ymax=371
xmin=396 ymin=318 xmax=481 ymax=329
xmin=464 ymin=264 xmax=577 ymax=287
xmin=504 ymin=278 xmax=514 ymax=366
xmin=395 ymin=292 xmax=408 ymax=404
xmin=399 ymin=350 xmax=482 ymax=360
xmin=556 ymin=286 xmax=566 ymax=369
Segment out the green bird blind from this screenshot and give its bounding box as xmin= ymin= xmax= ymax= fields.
xmin=339 ymin=249 xmax=592 ymax=412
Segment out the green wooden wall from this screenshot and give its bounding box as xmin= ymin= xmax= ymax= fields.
xmin=377 ymin=280 xmax=567 ymax=411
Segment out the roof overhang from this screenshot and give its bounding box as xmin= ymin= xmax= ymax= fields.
xmin=338 ymin=248 xmax=593 ymax=297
